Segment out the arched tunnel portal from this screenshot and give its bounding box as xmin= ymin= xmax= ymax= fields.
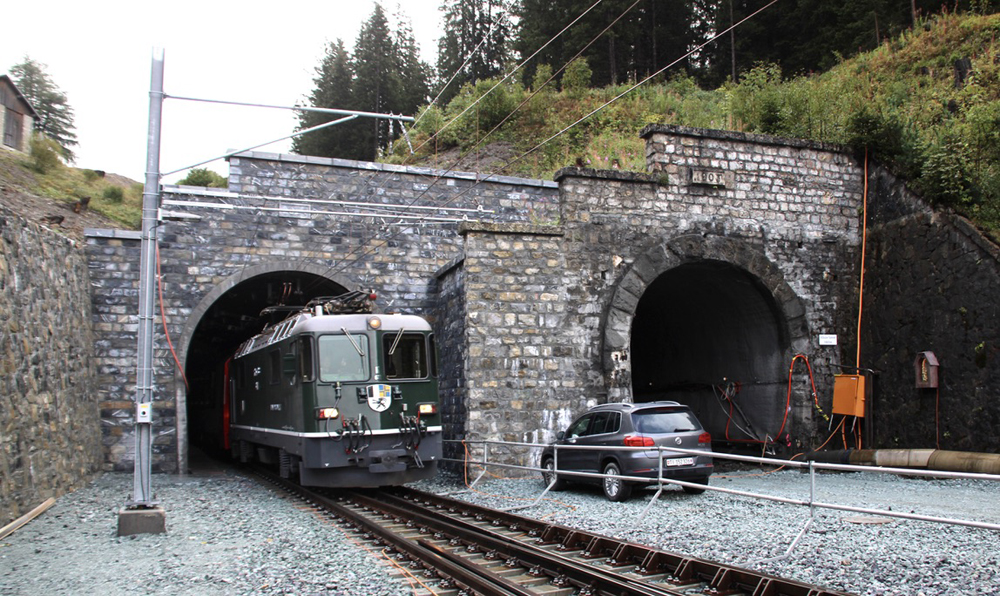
xmin=179 ymin=267 xmax=347 ymax=458
xmin=611 ymin=237 xmax=809 ymax=448
xmin=631 ymin=260 xmax=791 ymax=445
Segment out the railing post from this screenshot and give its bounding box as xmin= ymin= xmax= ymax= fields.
xmin=642 ymin=446 xmax=667 ymax=516
xmin=809 ymin=460 xmax=816 ymax=520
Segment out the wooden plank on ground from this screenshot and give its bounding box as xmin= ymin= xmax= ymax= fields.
xmin=0 ymin=498 xmax=57 ymax=540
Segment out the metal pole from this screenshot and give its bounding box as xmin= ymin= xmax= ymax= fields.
xmin=130 ymin=48 xmax=165 ymax=507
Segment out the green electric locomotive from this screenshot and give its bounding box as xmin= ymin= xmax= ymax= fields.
xmin=225 ymin=291 xmax=442 ymax=487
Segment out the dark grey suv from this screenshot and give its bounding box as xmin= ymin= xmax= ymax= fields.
xmin=540 ymin=401 xmax=714 ymax=501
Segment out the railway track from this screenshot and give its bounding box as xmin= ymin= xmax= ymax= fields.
xmin=253 ymin=469 xmax=852 ymax=596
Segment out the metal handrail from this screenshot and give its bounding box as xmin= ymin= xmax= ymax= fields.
xmin=441 ymin=438 xmax=1000 ymax=561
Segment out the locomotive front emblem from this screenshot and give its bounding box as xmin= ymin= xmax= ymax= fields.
xmin=366 ymin=384 xmax=392 ymax=413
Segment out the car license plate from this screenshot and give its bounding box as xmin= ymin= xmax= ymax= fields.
xmin=666 ymin=457 xmax=694 ymax=467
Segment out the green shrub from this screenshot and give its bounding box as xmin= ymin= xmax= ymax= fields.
xmin=102 ymin=186 xmax=124 ymax=203
xmin=845 ymin=106 xmax=909 ymax=161
xmin=28 ymin=135 xmax=63 ymax=174
xmin=531 ymin=64 xmax=554 ymax=93
xmin=83 ymin=169 xmax=100 ymax=183
xmin=917 ymin=133 xmax=976 ymax=206
xmin=177 ymin=167 xmax=228 ymax=188
xmin=562 ymin=59 xmax=592 ymax=97
xmin=440 ymin=78 xmax=523 ymax=147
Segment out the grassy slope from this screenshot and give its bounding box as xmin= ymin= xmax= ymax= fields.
xmin=0 ymin=144 xmax=142 ymax=229
xmin=394 ymin=11 xmax=1000 ymax=242
xmin=5 ymin=12 xmax=996 ymax=240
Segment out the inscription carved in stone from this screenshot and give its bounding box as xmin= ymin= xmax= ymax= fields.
xmin=688 ymin=168 xmax=732 ymax=188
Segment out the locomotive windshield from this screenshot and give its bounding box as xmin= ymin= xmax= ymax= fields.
xmin=383 ymin=332 xmax=427 ymax=379
xmin=318 ymin=334 xmax=370 ymax=382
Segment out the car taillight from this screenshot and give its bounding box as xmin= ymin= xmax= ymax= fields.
xmin=698 ymin=432 xmax=712 ymax=443
xmin=623 ymin=435 xmax=654 ymax=447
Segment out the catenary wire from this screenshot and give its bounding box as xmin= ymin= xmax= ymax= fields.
xmin=284 ymin=0 xmax=618 ymax=291
xmin=299 ymin=0 xmax=781 ymax=286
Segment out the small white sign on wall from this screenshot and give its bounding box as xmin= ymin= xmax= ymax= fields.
xmin=819 ymin=334 xmax=838 ymax=346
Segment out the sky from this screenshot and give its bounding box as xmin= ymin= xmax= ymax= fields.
xmin=1 ymin=1 xmax=445 ymax=184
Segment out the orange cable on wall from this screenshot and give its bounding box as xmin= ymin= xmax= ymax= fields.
xmin=156 ymin=244 xmax=190 ymax=391
xmin=857 ymin=148 xmax=868 ymax=370
xmin=853 ymin=149 xmax=870 ymax=449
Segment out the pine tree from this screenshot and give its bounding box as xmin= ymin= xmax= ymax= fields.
xmin=515 ymin=0 xmax=700 ymax=89
xmin=393 ymin=8 xmax=432 ymax=118
xmin=291 ymin=40 xmax=357 ymax=159
xmin=351 ymin=4 xmax=406 ymax=160
xmin=9 ymin=57 xmax=78 ymax=161
xmin=435 ymin=0 xmax=515 ymax=104
xmin=292 ymin=5 xmax=432 ymax=161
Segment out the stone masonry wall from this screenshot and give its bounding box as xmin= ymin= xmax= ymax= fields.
xmin=863 ymin=165 xmax=1000 ymax=452
xmin=457 ymin=222 xmax=582 ymax=465
xmin=455 ymin=125 xmax=864 ymax=457
xmin=434 ymin=258 xmax=468 ymax=464
xmin=85 ymin=153 xmax=558 ymax=472
xmin=78 ymin=127 xmax=1000 ymax=478
xmin=634 ymin=125 xmax=862 ymax=440
xmin=1 ymin=204 xmax=101 ymax=526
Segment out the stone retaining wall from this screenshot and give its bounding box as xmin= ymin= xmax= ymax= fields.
xmin=863 ymin=166 xmax=1000 ymax=452
xmin=0 ymin=204 xmax=101 ymax=526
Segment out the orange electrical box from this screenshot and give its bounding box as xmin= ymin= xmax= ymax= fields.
xmin=833 ymin=374 xmax=866 ymax=418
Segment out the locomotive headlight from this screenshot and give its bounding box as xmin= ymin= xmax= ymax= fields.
xmin=367 ymin=316 xmax=382 ymax=330
xmin=417 ymin=403 xmax=437 ymax=415
xmin=316 ymin=407 xmax=340 ymax=420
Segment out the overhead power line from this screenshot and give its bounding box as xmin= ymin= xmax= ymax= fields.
xmin=309 ymin=0 xmax=782 ymax=284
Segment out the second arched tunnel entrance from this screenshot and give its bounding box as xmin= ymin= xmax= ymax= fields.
xmin=630 ymin=260 xmax=791 ymax=446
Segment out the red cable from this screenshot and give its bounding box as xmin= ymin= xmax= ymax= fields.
xmin=156 ymin=244 xmax=190 ymax=390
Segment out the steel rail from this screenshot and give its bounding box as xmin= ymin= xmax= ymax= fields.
xmin=355 ymin=489 xmax=678 ymax=596
xmin=393 ymin=487 xmax=854 ymax=596
xmin=254 ymin=468 xmax=529 ymax=595
xmin=249 ymin=466 xmax=851 ymax=595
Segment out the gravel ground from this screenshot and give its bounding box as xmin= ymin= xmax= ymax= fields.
xmin=420 ymin=466 xmax=1000 ymax=596
xmin=0 ymin=469 xmax=413 ymax=596
xmin=1 ymin=464 xmax=997 ymax=596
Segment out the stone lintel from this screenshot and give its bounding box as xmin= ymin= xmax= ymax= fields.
xmin=640 ymin=123 xmax=847 ymax=154
xmin=458 ymin=221 xmax=564 ymax=237
xmin=553 ymin=166 xmax=659 ymax=185
xmin=230 ymin=150 xmax=558 ymax=190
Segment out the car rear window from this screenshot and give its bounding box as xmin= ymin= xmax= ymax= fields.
xmin=632 ymin=409 xmax=702 ymax=434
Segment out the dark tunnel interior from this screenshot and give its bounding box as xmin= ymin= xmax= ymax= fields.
xmin=630 ymin=260 xmax=790 ymax=445
xmin=185 ymin=272 xmax=346 ymax=451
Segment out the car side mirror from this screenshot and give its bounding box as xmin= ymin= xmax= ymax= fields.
xmin=556 ymin=431 xmax=565 ymax=441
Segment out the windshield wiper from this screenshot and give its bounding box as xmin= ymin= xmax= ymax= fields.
xmin=388 ymin=327 xmax=405 ymax=355
xmin=341 ymin=327 xmax=365 ymax=356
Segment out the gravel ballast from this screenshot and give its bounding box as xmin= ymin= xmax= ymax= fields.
xmin=1 ymin=464 xmax=997 ymax=595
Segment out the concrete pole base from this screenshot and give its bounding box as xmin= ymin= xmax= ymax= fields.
xmin=117 ymin=507 xmax=166 ymax=537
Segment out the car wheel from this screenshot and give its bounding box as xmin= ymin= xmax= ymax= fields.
xmin=602 ymin=461 xmax=632 ymax=502
xmin=541 ymin=458 xmax=567 ymax=490
xmin=682 ymin=476 xmax=709 ymax=495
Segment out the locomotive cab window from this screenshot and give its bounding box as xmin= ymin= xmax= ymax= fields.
xmin=318 ymin=334 xmax=369 ymax=382
xmin=383 ymin=332 xmax=427 ymax=379
xmin=299 ymin=337 xmax=315 ymax=382
xmin=268 ymin=350 xmax=281 ymax=385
